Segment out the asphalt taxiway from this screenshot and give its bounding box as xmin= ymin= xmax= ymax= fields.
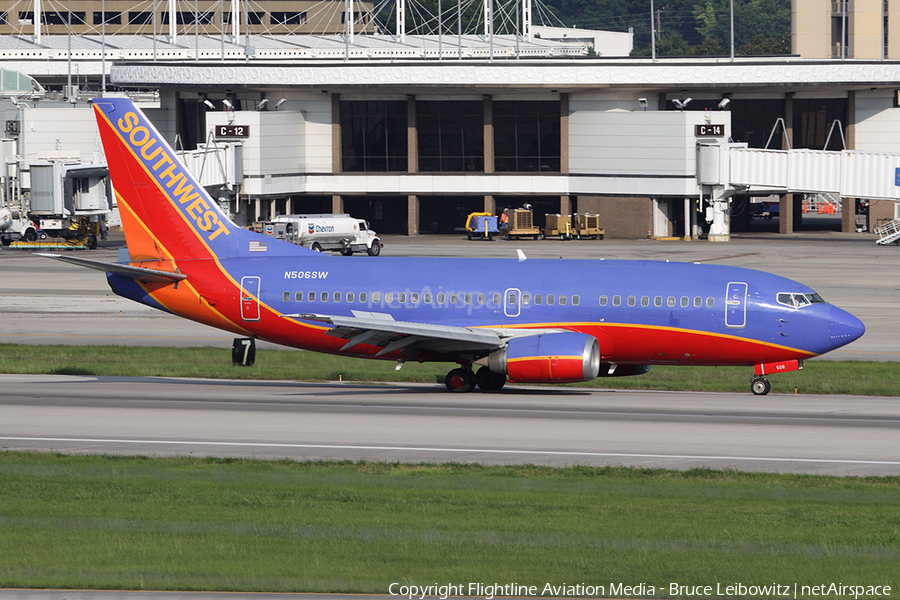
xmin=1 ymin=229 xmax=898 ymax=477
xmin=2 ymin=374 xmax=899 ymax=476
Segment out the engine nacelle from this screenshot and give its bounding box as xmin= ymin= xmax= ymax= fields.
xmin=486 ymin=332 xmax=601 ymax=383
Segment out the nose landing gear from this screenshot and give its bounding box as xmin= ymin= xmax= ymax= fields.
xmin=751 ymin=359 xmax=803 ymax=395
xmin=750 ymin=376 xmax=771 ymax=396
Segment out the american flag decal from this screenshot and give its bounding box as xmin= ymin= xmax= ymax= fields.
xmin=249 ymin=241 xmax=267 ymax=252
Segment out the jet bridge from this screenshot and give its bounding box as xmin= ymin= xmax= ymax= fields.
xmin=698 ymin=143 xmax=900 ymax=241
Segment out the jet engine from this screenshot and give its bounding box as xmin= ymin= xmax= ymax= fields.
xmin=483 ymin=332 xmax=601 ymax=383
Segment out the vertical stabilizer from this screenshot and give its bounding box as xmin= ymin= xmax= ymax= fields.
xmin=93 ymin=98 xmax=242 ymax=262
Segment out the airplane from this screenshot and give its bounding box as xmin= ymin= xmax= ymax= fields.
xmin=42 ymin=97 xmax=865 ymax=395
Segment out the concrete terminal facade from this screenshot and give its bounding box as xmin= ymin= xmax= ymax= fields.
xmin=104 ymin=56 xmax=900 ymax=239
xmin=6 ymin=32 xmax=900 ymax=238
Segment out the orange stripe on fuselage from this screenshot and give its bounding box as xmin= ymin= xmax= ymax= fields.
xmin=481 ymin=321 xmax=815 ymax=366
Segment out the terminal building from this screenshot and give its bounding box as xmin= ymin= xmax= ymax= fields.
xmin=3 ymin=0 xmax=900 ymax=241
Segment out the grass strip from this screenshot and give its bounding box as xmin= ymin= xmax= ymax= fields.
xmin=0 ymin=452 xmax=898 ymax=595
xmin=0 ymin=343 xmax=897 ymax=395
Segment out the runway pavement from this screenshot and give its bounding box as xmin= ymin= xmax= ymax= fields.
xmin=0 ymin=228 xmax=895 ymax=360
xmin=2 ymin=374 xmax=899 ymax=476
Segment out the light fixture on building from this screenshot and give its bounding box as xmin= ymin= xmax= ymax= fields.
xmin=203 ymin=99 xmax=215 ymax=110
xmin=672 ymin=97 xmax=692 ymax=110
xmin=222 ymin=99 xmax=233 ymax=109
xmin=257 ymin=99 xmax=269 ymax=110
xmin=717 ymin=97 xmax=731 ymax=109
xmin=638 ymin=98 xmax=648 ymax=111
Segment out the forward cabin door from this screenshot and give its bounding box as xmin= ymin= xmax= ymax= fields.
xmin=725 ymin=282 xmax=747 ymax=329
xmin=240 ymin=276 xmax=261 ymax=321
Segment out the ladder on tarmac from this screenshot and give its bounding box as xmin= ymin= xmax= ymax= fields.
xmin=804 ymin=192 xmax=842 ymax=215
xmin=874 ymin=218 xmax=900 ymax=245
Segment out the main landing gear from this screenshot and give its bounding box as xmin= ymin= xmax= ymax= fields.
xmin=750 ymin=376 xmax=771 ymax=396
xmin=445 ymin=366 xmax=506 ymax=393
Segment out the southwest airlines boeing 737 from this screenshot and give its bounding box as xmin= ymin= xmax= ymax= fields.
xmin=43 ymin=98 xmax=864 ymax=395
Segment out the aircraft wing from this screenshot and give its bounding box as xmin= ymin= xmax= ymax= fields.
xmin=282 ymin=311 xmax=512 ymax=358
xmin=38 ymin=253 xmax=187 ymax=284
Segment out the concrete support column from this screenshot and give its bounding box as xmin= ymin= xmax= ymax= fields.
xmin=332 ymin=195 xmax=343 ymax=214
xmin=254 ymin=198 xmax=261 ymax=222
xmin=484 ymin=195 xmax=496 ymax=214
xmin=484 ymin=95 xmax=494 ymax=174
xmin=269 ymin=199 xmax=277 ymax=220
xmin=560 ymin=195 xmax=572 ymax=216
xmin=842 ymin=197 xmax=855 ymax=233
xmin=407 ymin=95 xmax=418 ymax=174
xmin=684 ymin=197 xmax=691 ymax=240
xmin=780 ymin=93 xmax=795 ymax=235
xmin=843 ymin=91 xmax=857 ymax=234
xmin=408 ymin=194 xmax=419 ymax=236
xmin=331 ymin=93 xmax=342 ymax=174
xmin=560 ymin=93 xmax=569 ymax=175
xmin=779 ymin=194 xmax=794 ymax=234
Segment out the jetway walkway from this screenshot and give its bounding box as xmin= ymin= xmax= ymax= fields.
xmin=698 ymin=144 xmax=900 ymax=241
xmin=703 ymin=144 xmax=900 ymax=202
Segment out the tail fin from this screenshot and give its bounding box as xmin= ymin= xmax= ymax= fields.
xmin=93 ymin=98 xmax=308 ymax=262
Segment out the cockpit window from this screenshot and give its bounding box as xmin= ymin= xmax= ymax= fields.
xmin=777 ymin=292 xmax=826 ymax=308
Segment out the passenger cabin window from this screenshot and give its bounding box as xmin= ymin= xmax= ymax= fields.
xmin=372 ymin=292 xmax=381 ymax=303
xmin=680 ymin=296 xmax=689 ymax=307
xmin=599 ymin=295 xmax=608 ymax=306
xmin=424 ymin=293 xmax=433 ymax=303
xmin=572 ymin=295 xmax=580 ymax=306
xmin=398 ymin=292 xmax=406 ymax=303
xmin=411 ymin=292 xmax=419 ymax=304
xmin=654 ymin=296 xmax=663 ymax=307
xmin=627 ymin=296 xmax=636 ymax=307
xmin=295 ymin=291 xmax=303 ymax=302
xmin=438 ymin=293 xmax=446 ymax=304
xmin=547 ymin=294 xmax=555 ymax=306
xmin=641 ymin=296 xmax=650 ymax=307
xmin=535 ymin=294 xmax=543 ymax=305
xmin=347 ymin=292 xmax=355 ymax=302
xmin=450 ymin=293 xmax=459 ymax=304
xmin=520 ymin=293 xmax=529 ymax=306
xmin=464 ymin=293 xmax=472 ymax=304
xmin=360 ymin=292 xmax=368 ymax=303
xmin=320 ymin=292 xmax=329 ymax=302
xmin=493 ymin=293 xmax=501 ymax=305
xmin=385 ymin=292 xmax=394 ymax=303
xmin=308 ymin=291 xmax=316 ymax=302
xmin=706 ymin=297 xmax=714 ymax=307
xmin=559 ymin=295 xmax=568 ymax=306
xmin=478 ymin=293 xmax=487 ymax=305
xmin=334 ymin=292 xmax=342 ymax=302
xmin=283 ymin=291 xmax=290 ymax=302
xmin=694 ymin=297 xmax=702 ymax=307
xmin=613 ymin=295 xmax=621 ymax=307
xmin=667 ymin=296 xmax=676 ymax=307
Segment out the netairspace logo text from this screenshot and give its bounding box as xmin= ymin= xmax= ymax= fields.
xmin=387 ymin=582 xmax=893 ymax=600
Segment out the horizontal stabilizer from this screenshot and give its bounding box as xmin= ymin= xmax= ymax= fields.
xmin=37 ymin=253 xmax=187 ymax=283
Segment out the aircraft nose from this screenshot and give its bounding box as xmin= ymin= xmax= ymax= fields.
xmin=829 ymin=306 xmax=865 ymax=348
